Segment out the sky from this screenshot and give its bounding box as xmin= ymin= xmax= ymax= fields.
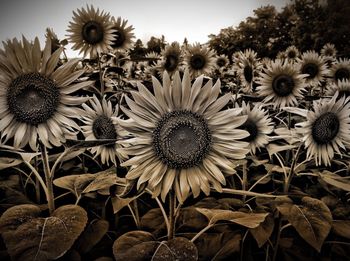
xmin=0 ymin=0 xmax=290 ymax=57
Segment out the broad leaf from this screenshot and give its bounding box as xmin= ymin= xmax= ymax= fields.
xmin=196 ymin=208 xmax=268 ymax=228
xmin=332 ymin=220 xmax=350 ymax=239
xmin=152 ymin=237 xmax=197 ymax=261
xmin=250 ymin=213 xmax=275 ymax=248
xmin=0 ymin=204 xmax=87 ymax=261
xmin=111 ymin=196 xmax=137 ymax=214
xmin=277 ymin=197 xmax=332 ymax=252
xmin=112 ymin=231 xmax=157 ymax=261
xmin=75 ymin=219 xmax=109 ymax=254
xmin=318 ymin=171 xmax=350 ymax=192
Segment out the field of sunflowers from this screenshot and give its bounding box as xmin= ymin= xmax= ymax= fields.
xmin=1 ymin=2 xmax=350 ymax=261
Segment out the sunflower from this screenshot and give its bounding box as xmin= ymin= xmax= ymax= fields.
xmin=329 ymin=58 xmax=350 ymax=84
xmin=234 ymin=49 xmax=262 ymax=93
xmin=325 ymin=79 xmax=350 ymax=97
xmin=285 ymin=45 xmax=300 ymax=61
xmin=140 ymin=51 xmax=160 ymax=71
xmin=0 ymin=37 xmax=92 ymax=150
xmin=81 ymin=95 xmax=127 ymax=165
xmin=296 ymin=51 xmax=329 ymax=87
xmin=67 ymin=5 xmax=115 ymax=58
xmin=215 ymin=54 xmax=229 ymax=70
xmin=184 ymin=43 xmax=216 ymax=78
xmin=256 ymin=59 xmax=307 ymax=109
xmin=238 ymin=102 xmax=274 ymax=154
xmin=288 ymin=92 xmax=350 ymax=166
xmin=117 ymin=70 xmax=249 ymax=202
xmin=157 ymin=42 xmax=183 ymax=78
xmin=111 ymin=16 xmax=135 ymax=51
xmin=321 ymin=43 xmax=337 ymax=58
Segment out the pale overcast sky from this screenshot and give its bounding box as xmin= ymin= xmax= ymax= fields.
xmin=0 ymin=0 xmax=290 ymax=57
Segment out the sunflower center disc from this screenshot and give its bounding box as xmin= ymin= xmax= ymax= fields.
xmin=287 ymin=51 xmax=296 ymax=59
xmin=93 ymin=115 xmax=117 ymax=141
xmin=112 ymin=31 xmax=125 ymax=48
xmin=244 ymin=65 xmax=253 ymax=83
xmin=217 ymin=58 xmax=226 ymax=67
xmin=272 ymin=74 xmax=295 ymax=97
xmin=153 ymin=110 xmax=211 ymax=169
xmin=82 ymin=21 xmax=104 ymax=44
xmin=302 ymin=63 xmax=319 ymax=79
xmin=190 ymin=54 xmax=206 ymax=70
xmin=241 ymin=119 xmax=258 ymax=142
xmin=7 ymin=73 xmax=60 ymax=125
xmin=312 ymin=112 xmax=339 ymax=144
xmin=164 ymin=54 xmax=178 ymax=71
xmin=335 ymin=68 xmax=350 ymax=82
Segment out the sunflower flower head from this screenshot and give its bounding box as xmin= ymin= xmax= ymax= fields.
xmin=67 ymin=5 xmax=115 ymax=58
xmin=157 ymin=42 xmax=183 ymax=78
xmin=329 ymin=58 xmax=350 ymax=84
xmin=238 ymin=101 xmax=274 ymax=154
xmin=184 ymin=43 xmax=216 ymax=78
xmin=292 ymin=92 xmax=350 ymax=166
xmin=0 ymin=36 xmax=92 ymax=150
xmin=81 ymin=95 xmax=127 ymax=165
xmin=117 ymin=69 xmax=249 ymax=203
xmin=256 ymin=59 xmax=307 ymax=109
xmin=110 ymin=16 xmax=135 ymax=51
xmin=325 ymin=79 xmax=350 ymax=98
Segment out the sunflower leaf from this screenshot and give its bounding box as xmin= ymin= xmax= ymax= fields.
xmin=196 ymin=208 xmax=268 ymax=228
xmin=318 ymin=170 xmax=350 ymax=192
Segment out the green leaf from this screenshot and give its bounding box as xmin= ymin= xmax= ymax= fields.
xmin=196 ymin=208 xmax=268 ymax=228
xmin=0 ymin=204 xmax=87 ymax=261
xmin=140 ymin=208 xmax=166 ymax=232
xmin=112 ymin=231 xmax=157 ymax=261
xmin=318 ymin=170 xmax=350 ymax=192
xmin=250 ymin=213 xmax=275 ymax=248
xmin=75 ymin=219 xmax=109 ymax=254
xmin=111 ymin=196 xmax=137 ymax=214
xmin=277 ymin=197 xmax=332 ymax=252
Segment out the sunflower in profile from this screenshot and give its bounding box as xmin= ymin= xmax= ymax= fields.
xmin=81 ymin=95 xmax=127 ymax=165
xmin=111 ymin=16 xmax=135 ymax=51
xmin=256 ymin=59 xmax=307 ymax=109
xmin=297 ymin=51 xmax=329 ymax=87
xmin=157 ymin=42 xmax=183 ymax=78
xmin=325 ymin=79 xmax=350 ymax=97
xmin=234 ymin=49 xmax=262 ymax=93
xmin=184 ymin=43 xmax=216 ymax=78
xmin=117 ymin=70 xmax=249 ymax=202
xmin=67 ymin=5 xmax=115 ymax=57
xmin=140 ymin=51 xmax=160 ymax=71
xmin=0 ymin=37 xmax=91 ymax=150
xmin=289 ymin=93 xmax=350 ymax=166
xmin=321 ymin=43 xmax=337 ymax=58
xmin=238 ymin=102 xmax=274 ymax=154
xmin=329 ymin=58 xmax=350 ymax=84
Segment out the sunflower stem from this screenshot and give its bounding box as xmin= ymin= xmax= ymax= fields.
xmin=97 ymin=52 xmax=105 ymax=96
xmin=34 ymin=155 xmax=41 ymax=203
xmin=39 ymin=142 xmax=55 ymax=214
xmin=284 ymin=143 xmax=303 ymax=194
xmin=242 ymin=162 xmax=248 ymax=202
xmin=168 ymin=191 xmax=176 ymax=240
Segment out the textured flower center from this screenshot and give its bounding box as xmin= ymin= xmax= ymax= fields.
xmin=93 ymin=115 xmax=117 ymax=141
xmin=302 ymin=63 xmax=319 ymax=79
xmin=240 ymin=119 xmax=258 ymax=142
xmin=244 ymin=65 xmax=253 ymax=83
xmin=312 ymin=112 xmax=339 ymax=144
xmin=153 ymin=110 xmax=211 ymax=169
xmin=7 ymin=73 xmax=60 ymax=125
xmin=287 ymin=51 xmax=296 ymax=59
xmin=82 ymin=21 xmax=104 ymax=44
xmin=112 ymin=30 xmax=125 ymax=48
xmin=216 ymin=58 xmax=226 ymax=68
xmin=190 ymin=54 xmax=206 ymax=70
xmin=272 ymin=74 xmax=295 ymax=97
xmin=335 ymin=68 xmax=350 ymax=81
xmin=164 ymin=54 xmax=179 ymax=71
